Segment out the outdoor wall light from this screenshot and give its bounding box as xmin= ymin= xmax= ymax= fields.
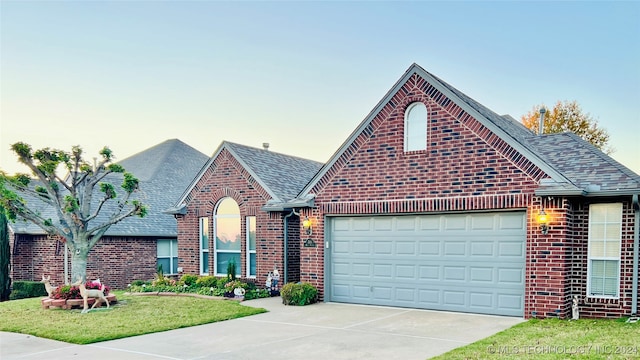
xmin=302 ymin=216 xmax=312 ymax=235
xmin=537 ymin=209 xmax=549 ymax=235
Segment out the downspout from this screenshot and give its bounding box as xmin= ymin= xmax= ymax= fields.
xmin=283 ymin=209 xmax=300 ymax=283
xmin=632 ymin=194 xmax=639 ymax=316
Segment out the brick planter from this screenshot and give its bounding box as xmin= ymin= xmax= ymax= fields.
xmin=41 ymin=294 xmax=117 ymax=310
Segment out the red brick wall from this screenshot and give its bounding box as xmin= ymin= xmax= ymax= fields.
xmin=301 ymin=72 xmax=558 ymax=314
xmin=176 ymin=148 xmax=285 ymax=282
xmin=525 ymin=197 xmax=573 ymax=318
xmin=10 ymin=234 xmax=156 ymax=289
xmin=569 ymin=199 xmax=638 ymax=318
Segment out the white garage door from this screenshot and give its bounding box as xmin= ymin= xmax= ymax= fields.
xmin=328 ymin=212 xmax=525 ymax=316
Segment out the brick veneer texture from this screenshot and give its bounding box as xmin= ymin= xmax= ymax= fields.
xmin=176 ymin=148 xmax=286 ymax=281
xmin=299 ymin=72 xmax=638 ymax=318
xmin=10 ymin=233 xmax=156 ymax=289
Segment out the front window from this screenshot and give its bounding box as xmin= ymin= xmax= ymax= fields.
xmin=199 ymin=217 xmax=209 ymax=275
xmin=247 ymin=216 xmax=256 ymax=278
xmin=157 ymin=239 xmax=178 ymax=275
xmin=404 ymin=102 xmax=427 ymax=152
xmin=215 ymin=197 xmax=241 ymax=276
xmin=587 ymin=203 xmax=622 ymax=298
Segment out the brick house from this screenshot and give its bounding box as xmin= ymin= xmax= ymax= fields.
xmin=168 ymin=141 xmax=323 ymax=283
xmin=8 ymin=139 xmax=208 ymax=289
xmin=174 ymin=63 xmax=639 ymax=319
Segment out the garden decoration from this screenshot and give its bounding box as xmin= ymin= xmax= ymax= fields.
xmin=41 ymin=275 xmax=55 ymax=298
xmin=272 ymin=268 xmax=280 ymax=291
xmin=73 ymin=277 xmax=110 ymax=313
xmin=41 ymin=276 xmax=117 ymax=310
xmin=265 ymin=272 xmax=272 ymax=291
xmin=572 ymin=295 xmax=580 ymax=320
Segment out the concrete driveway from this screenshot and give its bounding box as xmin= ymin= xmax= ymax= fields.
xmin=1 ymin=297 xmax=522 ymax=360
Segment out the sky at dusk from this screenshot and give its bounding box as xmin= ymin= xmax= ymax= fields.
xmin=1 ymin=1 xmax=639 ymax=176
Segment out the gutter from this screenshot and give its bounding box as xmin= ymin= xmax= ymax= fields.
xmin=535 ymin=189 xmax=640 ymax=198
xmin=632 ymin=194 xmax=639 ymax=316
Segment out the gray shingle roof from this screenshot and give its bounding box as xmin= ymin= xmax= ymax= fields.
xmin=10 ymin=139 xmax=209 ymax=236
xmin=429 ymin=66 xmax=640 ymax=194
xmin=225 ymin=142 xmax=324 ymax=202
xmin=528 ymin=133 xmax=640 ymax=194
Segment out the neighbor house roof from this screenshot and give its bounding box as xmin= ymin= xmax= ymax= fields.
xmin=298 ymin=63 xmax=640 ymax=198
xmin=10 ymin=139 xmax=209 ymax=236
xmin=170 ymin=141 xmax=324 ymax=214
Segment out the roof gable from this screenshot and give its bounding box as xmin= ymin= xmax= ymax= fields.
xmin=299 ymin=63 xmax=639 ymax=197
xmin=174 ymin=141 xmax=323 ymax=210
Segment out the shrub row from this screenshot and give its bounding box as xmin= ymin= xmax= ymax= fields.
xmin=9 ymin=281 xmax=47 ymax=300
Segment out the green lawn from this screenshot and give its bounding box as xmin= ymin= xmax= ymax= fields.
xmin=433 ymin=317 xmax=640 ymax=359
xmin=0 ymin=291 xmax=266 ymax=344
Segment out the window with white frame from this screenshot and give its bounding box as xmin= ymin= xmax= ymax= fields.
xmin=404 ymin=102 xmax=427 ymax=152
xmin=157 ymin=239 xmax=178 ymax=275
xmin=199 ymin=217 xmax=209 ymax=275
xmin=214 ymin=197 xmax=241 ymax=276
xmin=246 ymin=216 xmax=256 ymax=278
xmin=587 ymin=203 xmax=622 ymax=298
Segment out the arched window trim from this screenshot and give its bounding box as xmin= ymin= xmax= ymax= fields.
xmin=404 ymin=102 xmax=428 ymax=152
xmin=213 ymin=197 xmax=242 ymax=276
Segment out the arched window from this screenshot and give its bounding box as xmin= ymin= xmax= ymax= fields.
xmin=404 ymin=102 xmax=427 ymax=152
xmin=214 ymin=197 xmax=241 ymax=276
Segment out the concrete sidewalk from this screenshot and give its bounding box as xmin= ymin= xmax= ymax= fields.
xmin=1 ymin=297 xmax=522 ymax=359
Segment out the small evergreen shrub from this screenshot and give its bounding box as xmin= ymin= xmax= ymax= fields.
xmin=9 ymin=281 xmax=46 ymax=299
xmin=195 ymin=275 xmax=217 ymax=288
xmin=281 ymin=282 xmax=318 ymax=306
xmin=131 ymin=279 xmax=149 ymax=286
xmin=180 ymin=274 xmax=198 ymax=286
xmin=216 ymin=277 xmax=228 ymax=289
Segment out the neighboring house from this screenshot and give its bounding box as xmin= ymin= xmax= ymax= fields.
xmin=9 ymin=139 xmax=209 ymax=289
xmin=174 ymin=63 xmax=639 ymax=319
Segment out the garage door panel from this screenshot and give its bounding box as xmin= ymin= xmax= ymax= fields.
xmin=499 ymin=242 xmax=524 ymax=257
xmin=419 ymin=242 xmax=440 ymax=255
xmin=469 ymin=292 xmax=493 ymax=308
xmin=471 ymin=242 xmax=494 ymax=256
xmin=329 ymin=212 xmax=525 ymax=316
xmin=470 ymin=267 xmax=494 ymax=282
xmin=498 ymin=268 xmax=524 ymax=284
xmin=374 ymin=242 xmax=392 ymax=254
xmin=444 ymin=242 xmax=466 ymax=256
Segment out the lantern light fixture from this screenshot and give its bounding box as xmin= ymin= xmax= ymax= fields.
xmin=537 ymin=209 xmax=549 ymax=235
xmin=302 ymin=216 xmax=312 ymax=235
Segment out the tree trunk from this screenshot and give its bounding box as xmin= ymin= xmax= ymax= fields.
xmin=71 ymin=249 xmax=89 ymax=283
xmin=0 ymin=208 xmax=11 ymax=301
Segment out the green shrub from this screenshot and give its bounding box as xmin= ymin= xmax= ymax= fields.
xmin=131 ymin=279 xmax=150 ymax=286
xmin=216 ymin=277 xmax=228 ymax=289
xmin=244 ymin=288 xmax=270 ymax=300
xmin=227 ymin=258 xmax=237 ymax=281
xmin=281 ymin=282 xmax=318 ymax=306
xmin=180 ymin=274 xmax=198 ymax=286
xmin=195 ymin=275 xmax=217 ymax=288
xmin=9 ymin=281 xmax=46 ymax=299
